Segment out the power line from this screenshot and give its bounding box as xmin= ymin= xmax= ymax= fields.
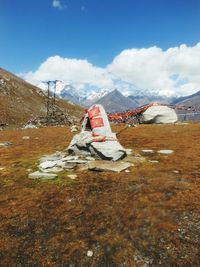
xmin=42 ymin=80 xmax=61 ymax=123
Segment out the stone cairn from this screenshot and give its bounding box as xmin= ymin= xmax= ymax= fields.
xmin=24 ymin=104 xmax=74 ymax=128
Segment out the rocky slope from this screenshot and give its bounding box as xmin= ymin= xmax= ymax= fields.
xmin=0 ymin=68 xmax=83 ymax=127
xmin=172 ymin=90 xmax=200 ymax=109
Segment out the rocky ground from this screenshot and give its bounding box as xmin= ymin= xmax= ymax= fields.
xmin=0 ymin=123 xmax=200 ymax=267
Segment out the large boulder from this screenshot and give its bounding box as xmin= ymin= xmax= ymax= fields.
xmin=141 ymin=105 xmax=178 ymax=124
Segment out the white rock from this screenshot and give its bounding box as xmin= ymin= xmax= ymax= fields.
xmin=22 ymin=136 xmax=30 ymax=140
xmin=54 ymin=160 xmax=66 ymax=167
xmin=62 ymin=156 xmax=79 ymax=161
xmin=41 ymin=167 xmax=63 ymax=173
xmin=86 ymin=156 xmax=95 ymax=161
xmin=67 ymin=174 xmax=77 ymax=180
xmin=24 ymin=124 xmax=37 ymax=129
xmin=158 ymin=150 xmax=174 ymax=155
xmin=88 ymin=161 xmax=131 ymax=173
xmin=40 ymin=155 xmax=61 ymax=163
xmin=71 ymin=125 xmax=78 ymax=132
xmin=67 ymin=159 xmax=88 ymax=164
xmin=0 ymin=142 xmax=13 ymax=148
xmin=87 ymin=250 xmax=93 ymax=257
xmin=39 ymin=161 xmax=57 ymax=169
xmin=62 ymin=163 xmax=77 ymax=169
xmin=28 ymin=171 xmax=57 ymax=179
xmin=149 ymin=160 xmax=159 ymax=163
xmin=141 ymin=149 xmax=154 ymax=154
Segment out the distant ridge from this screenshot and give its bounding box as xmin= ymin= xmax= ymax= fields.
xmin=171 ymin=90 xmax=200 ymax=109
xmin=95 ymin=89 xmax=137 ymax=113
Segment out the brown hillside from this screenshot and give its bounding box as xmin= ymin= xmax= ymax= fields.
xmin=0 ymin=68 xmax=84 ymax=126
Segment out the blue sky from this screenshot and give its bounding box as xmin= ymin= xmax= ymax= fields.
xmin=1 ymin=0 xmax=200 ymax=73
xmin=1 ymin=0 xmax=200 ymax=97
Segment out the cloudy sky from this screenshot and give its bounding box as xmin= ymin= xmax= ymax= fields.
xmin=1 ymin=0 xmax=200 ymax=96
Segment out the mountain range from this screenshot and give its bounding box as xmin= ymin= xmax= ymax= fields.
xmin=1 ymin=67 xmax=199 ymax=127
xmin=171 ymin=90 xmax=200 ymax=109
xmin=38 ymin=80 xmax=200 ymax=113
xmin=38 ymin=81 xmax=177 ymax=112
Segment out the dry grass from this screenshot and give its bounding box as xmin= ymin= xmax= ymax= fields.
xmin=0 ymin=68 xmax=84 ymax=127
xmin=0 ymin=123 xmax=200 ymax=266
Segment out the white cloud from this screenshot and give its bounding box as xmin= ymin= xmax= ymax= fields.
xmin=23 ymin=43 xmax=200 ymax=97
xmin=52 ymin=0 xmax=64 ymax=10
xmin=24 ymin=56 xmax=114 ymax=93
xmin=107 ymin=43 xmax=200 ymax=96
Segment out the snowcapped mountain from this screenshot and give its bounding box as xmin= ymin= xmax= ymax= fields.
xmin=38 ymin=81 xmax=179 ymax=109
xmin=38 ymin=81 xmax=85 ymax=105
xmin=38 ymin=81 xmax=112 ymax=107
xmin=128 ymin=90 xmax=177 ymax=106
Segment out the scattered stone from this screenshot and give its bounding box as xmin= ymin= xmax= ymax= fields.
xmin=125 ymin=170 xmax=130 ymax=173
xmin=87 ymin=250 xmax=93 ymax=257
xmin=158 ymin=149 xmax=174 ymax=155
xmin=71 ymin=125 xmax=78 ymax=132
xmin=53 ymin=160 xmax=66 ymax=167
xmin=42 ymin=167 xmax=64 ymax=173
xmin=141 ymin=149 xmax=154 ymax=154
xmin=0 ymin=167 xmax=5 ymax=171
xmin=0 ymin=142 xmax=13 ymax=148
xmin=67 ymin=174 xmax=77 ymax=180
xmin=39 ymin=161 xmax=57 ymax=169
xmin=62 ymin=163 xmax=77 ymax=169
xmin=88 ymin=161 xmax=131 ymax=173
xmin=23 ymin=123 xmax=37 ymax=129
xmin=62 ymin=156 xmax=79 ymax=161
xmin=149 ymin=160 xmax=159 ymax=163
xmin=28 ymin=171 xmax=57 ymax=180
xmin=173 ymin=170 xmax=180 ymax=174
xmin=86 ymin=156 xmax=95 ymax=161
xmin=22 ymin=136 xmax=30 ymax=140
xmin=67 ymin=159 xmax=88 ymax=164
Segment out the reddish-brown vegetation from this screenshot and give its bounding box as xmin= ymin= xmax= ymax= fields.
xmin=0 ymin=123 xmax=200 ymax=266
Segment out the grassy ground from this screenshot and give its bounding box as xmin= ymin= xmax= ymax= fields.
xmin=0 ymin=123 xmax=200 ymax=267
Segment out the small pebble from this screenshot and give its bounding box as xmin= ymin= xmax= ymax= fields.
xmin=67 ymin=174 xmax=77 ymax=180
xmin=158 ymin=149 xmax=174 ymax=155
xmin=22 ymin=136 xmax=30 ymax=140
xmin=141 ymin=149 xmax=154 ymax=154
xmin=87 ymin=250 xmax=93 ymax=257
xmin=149 ymin=160 xmax=159 ymax=164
